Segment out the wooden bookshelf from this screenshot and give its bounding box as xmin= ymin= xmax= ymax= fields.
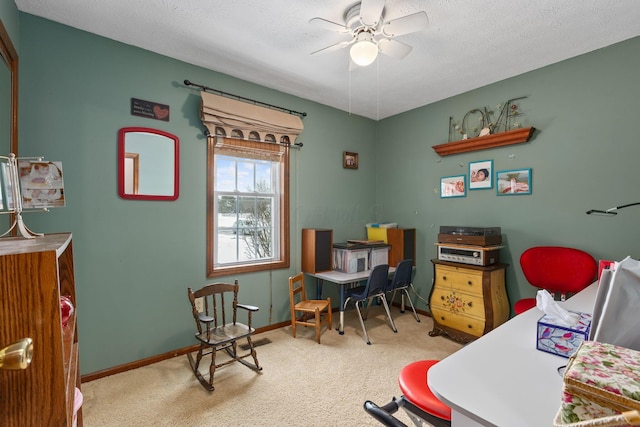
xmin=0 ymin=233 xmax=82 ymax=426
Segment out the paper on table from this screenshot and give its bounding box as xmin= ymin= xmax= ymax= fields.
xmin=536 ymin=289 xmax=580 ymax=327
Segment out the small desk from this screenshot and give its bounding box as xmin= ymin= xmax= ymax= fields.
xmin=428 ymin=282 xmax=598 ymax=426
xmin=307 ymin=268 xmax=396 ymax=334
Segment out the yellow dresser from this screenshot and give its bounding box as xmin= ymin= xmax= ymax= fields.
xmin=429 ymin=260 xmax=509 ymax=343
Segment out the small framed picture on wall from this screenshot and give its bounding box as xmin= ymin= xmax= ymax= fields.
xmin=496 ymin=168 xmax=532 ymax=195
xmin=440 ymin=175 xmax=466 ymax=198
xmin=343 ymin=151 xmax=358 ymax=169
xmin=469 ymin=160 xmax=493 ymax=190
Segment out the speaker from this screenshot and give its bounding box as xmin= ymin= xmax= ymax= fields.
xmin=301 ymin=228 xmax=333 ymax=273
xmin=387 ymin=228 xmax=416 ymax=267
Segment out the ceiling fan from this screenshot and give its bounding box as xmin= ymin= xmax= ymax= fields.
xmin=309 ymin=0 xmax=429 ymax=67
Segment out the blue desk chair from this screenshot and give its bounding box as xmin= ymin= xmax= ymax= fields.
xmin=387 ymin=259 xmax=420 ymax=323
xmin=343 ymin=264 xmax=396 ymax=345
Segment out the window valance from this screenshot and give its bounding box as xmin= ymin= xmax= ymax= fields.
xmin=200 ymin=91 xmax=304 ymax=143
xmin=214 ymin=137 xmax=283 ymax=161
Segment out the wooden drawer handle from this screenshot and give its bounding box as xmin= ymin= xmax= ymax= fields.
xmin=442 ymin=275 xmax=447 ymax=281
xmin=440 ymin=296 xmax=445 ymax=301
xmin=467 ymin=324 xmax=473 ymax=329
xmin=468 ymin=280 xmax=473 ymax=285
xmin=468 ymin=301 xmax=473 ymax=307
xmin=440 ymin=316 xmax=445 ymax=321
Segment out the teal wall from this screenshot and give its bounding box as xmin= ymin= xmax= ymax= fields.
xmin=0 ymin=0 xmax=18 ymax=50
xmin=13 ymin=9 xmax=640 ymax=374
xmin=18 ymin=14 xmax=376 ymax=374
xmin=375 ymin=37 xmax=640 ymax=310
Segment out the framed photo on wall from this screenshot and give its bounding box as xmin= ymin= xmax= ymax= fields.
xmin=440 ymin=174 xmax=466 ymax=198
xmin=343 ymin=151 xmax=358 ymax=169
xmin=496 ymin=168 xmax=532 ymax=195
xmin=469 ymin=160 xmax=493 ymax=190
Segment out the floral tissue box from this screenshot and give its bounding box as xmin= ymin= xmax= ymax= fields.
xmin=537 ymin=311 xmax=592 ymax=358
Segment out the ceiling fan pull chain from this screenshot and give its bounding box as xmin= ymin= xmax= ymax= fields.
xmin=348 ymin=62 xmax=352 ymax=116
xmin=377 ymin=58 xmax=380 ymax=121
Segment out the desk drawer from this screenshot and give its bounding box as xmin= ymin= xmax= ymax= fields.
xmin=435 ymin=265 xmax=483 ymax=296
xmin=431 ymin=307 xmax=485 ymax=337
xmin=430 ymin=288 xmax=485 ymax=319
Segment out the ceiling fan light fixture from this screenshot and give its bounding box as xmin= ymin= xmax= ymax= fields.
xmin=350 ymin=32 xmax=378 ymax=66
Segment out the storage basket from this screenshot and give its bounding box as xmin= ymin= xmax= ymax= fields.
xmin=554 ymin=341 xmax=640 ymax=427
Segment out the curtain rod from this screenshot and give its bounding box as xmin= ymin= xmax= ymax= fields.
xmin=184 ymin=79 xmax=307 ymax=118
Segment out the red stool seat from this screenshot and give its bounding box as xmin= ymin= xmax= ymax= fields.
xmin=514 ymin=298 xmax=537 ymax=314
xmin=398 ymin=360 xmax=451 ymax=421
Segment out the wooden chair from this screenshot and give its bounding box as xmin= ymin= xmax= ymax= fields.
xmin=288 ymin=273 xmax=332 ymax=344
xmin=187 ymin=280 xmax=262 ymax=391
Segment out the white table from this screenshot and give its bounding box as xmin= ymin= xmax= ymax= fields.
xmin=307 ymin=268 xmax=396 ymax=334
xmin=428 ymin=282 xmax=598 ymax=426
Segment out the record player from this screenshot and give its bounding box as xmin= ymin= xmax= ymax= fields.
xmin=438 ymin=226 xmax=502 ymax=247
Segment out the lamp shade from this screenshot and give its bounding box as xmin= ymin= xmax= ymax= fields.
xmin=350 ymin=32 xmax=378 ymax=66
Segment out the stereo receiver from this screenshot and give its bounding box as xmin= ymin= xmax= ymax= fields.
xmin=436 ymin=243 xmax=502 ymax=266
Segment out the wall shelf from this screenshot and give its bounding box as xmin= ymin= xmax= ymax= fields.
xmin=432 ymin=127 xmax=536 ymax=156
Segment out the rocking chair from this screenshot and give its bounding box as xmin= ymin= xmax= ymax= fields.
xmin=187 ymin=280 xmax=262 ymax=391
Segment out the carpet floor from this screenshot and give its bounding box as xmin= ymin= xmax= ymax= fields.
xmin=81 ymin=308 xmax=462 ymax=426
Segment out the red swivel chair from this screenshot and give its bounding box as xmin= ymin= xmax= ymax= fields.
xmin=364 ymin=360 xmax=451 ymax=427
xmin=514 ymin=246 xmax=597 ymax=315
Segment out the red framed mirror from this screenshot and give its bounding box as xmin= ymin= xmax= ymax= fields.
xmin=117 ymin=127 xmax=179 ymax=201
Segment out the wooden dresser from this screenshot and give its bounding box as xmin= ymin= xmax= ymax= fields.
xmin=429 ymin=259 xmax=509 ymax=343
xmin=0 ymin=233 xmax=82 ymax=426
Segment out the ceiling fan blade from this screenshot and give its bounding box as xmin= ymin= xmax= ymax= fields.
xmin=378 ymin=38 xmax=412 ymax=59
xmin=359 ymin=0 xmax=385 ymax=27
xmin=311 ymin=39 xmax=353 ymax=55
xmin=309 ymin=17 xmax=349 ymax=33
xmin=382 ymin=11 xmax=429 ymax=37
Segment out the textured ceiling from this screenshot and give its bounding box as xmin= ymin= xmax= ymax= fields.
xmin=15 ymin=0 xmax=640 ymax=120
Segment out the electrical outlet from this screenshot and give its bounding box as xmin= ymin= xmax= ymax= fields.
xmin=195 ymin=297 xmax=204 ymax=313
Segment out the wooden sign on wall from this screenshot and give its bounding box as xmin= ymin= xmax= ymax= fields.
xmin=130 ymin=98 xmax=170 ymax=122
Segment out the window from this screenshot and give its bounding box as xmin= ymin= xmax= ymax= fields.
xmin=199 ymin=90 xmax=302 ymax=277
xmin=207 ymin=137 xmax=289 ymax=277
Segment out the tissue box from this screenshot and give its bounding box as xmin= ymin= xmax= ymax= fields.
xmin=536 ymin=311 xmax=592 ymax=358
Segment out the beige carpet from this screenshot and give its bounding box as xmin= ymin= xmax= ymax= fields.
xmin=81 ymin=309 xmax=462 ymax=426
